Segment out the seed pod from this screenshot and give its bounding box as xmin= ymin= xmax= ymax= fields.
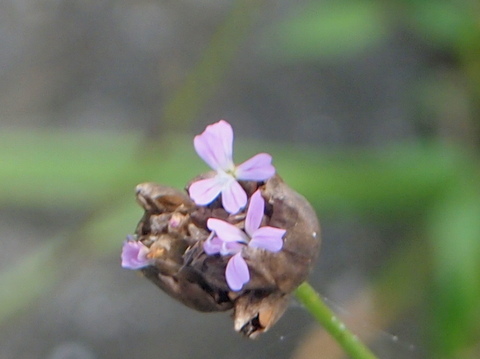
xmin=130 ymin=175 xmax=320 ymax=337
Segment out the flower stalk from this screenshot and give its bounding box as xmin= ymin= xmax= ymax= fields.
xmin=124 ymin=119 xmax=380 ymax=356
xmin=294 ymin=282 xmax=379 ymax=359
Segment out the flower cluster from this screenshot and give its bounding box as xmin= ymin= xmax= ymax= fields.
xmin=122 ymin=120 xmax=286 ymax=292
xmin=203 ymin=189 xmax=285 ymax=291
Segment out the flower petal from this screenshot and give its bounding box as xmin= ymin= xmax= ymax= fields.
xmin=203 ymin=235 xmax=223 ymax=255
xmin=245 ymin=190 xmax=264 ymax=236
xmin=121 ymin=240 xmax=153 ymax=269
xmin=225 ymin=253 xmax=250 ymax=291
xmin=224 ymin=241 xmax=244 ymax=255
xmin=249 ymin=226 xmax=285 ymax=252
xmin=221 ymin=179 xmax=247 ymax=214
xmin=194 ymin=120 xmax=234 ymax=171
xmin=188 ymin=176 xmax=224 ymax=205
xmin=207 ymin=218 xmax=248 ymax=243
xmin=236 ymin=153 xmax=275 ymax=181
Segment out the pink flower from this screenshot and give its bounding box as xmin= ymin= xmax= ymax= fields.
xmin=188 ymin=120 xmax=275 ymax=214
xmin=203 ymin=190 xmax=286 ymax=291
xmin=121 ymin=238 xmax=155 ymax=270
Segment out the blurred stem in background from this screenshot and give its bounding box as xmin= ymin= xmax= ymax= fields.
xmin=155 ymin=0 xmax=264 ymax=136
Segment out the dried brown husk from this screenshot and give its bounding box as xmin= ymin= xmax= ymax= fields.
xmin=134 ymin=174 xmax=320 ymax=338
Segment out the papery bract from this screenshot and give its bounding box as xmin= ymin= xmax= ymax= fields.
xmin=189 ymin=120 xmax=275 ymax=214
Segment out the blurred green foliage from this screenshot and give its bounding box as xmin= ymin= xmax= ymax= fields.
xmin=267 ymin=1 xmax=387 ymax=62
xmin=1 ymin=0 xmax=480 ymax=358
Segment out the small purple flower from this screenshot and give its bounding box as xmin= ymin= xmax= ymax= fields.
xmin=203 ymin=190 xmax=286 ymax=291
xmin=121 ymin=238 xmax=155 ymax=270
xmin=189 ymin=120 xmax=275 ymax=214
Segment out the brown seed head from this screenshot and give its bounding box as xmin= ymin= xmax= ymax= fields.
xmin=132 ymin=175 xmax=320 ymax=337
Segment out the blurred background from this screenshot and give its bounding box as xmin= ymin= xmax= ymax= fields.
xmin=1 ymin=0 xmax=480 ymax=358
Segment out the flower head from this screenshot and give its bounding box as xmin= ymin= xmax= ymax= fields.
xmin=203 ymin=190 xmax=286 ymax=291
xmin=188 ymin=120 xmax=275 ymax=214
xmin=121 ymin=237 xmax=155 ymax=270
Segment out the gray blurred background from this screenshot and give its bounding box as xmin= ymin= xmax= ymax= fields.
xmin=2 ymin=0 xmax=479 ymax=358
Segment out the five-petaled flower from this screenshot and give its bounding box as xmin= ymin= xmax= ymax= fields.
xmin=121 ymin=237 xmax=155 ymax=270
xmin=188 ymin=120 xmax=275 ymax=214
xmin=203 ymin=190 xmax=286 ymax=291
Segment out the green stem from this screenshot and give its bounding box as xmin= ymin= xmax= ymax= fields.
xmin=294 ymin=282 xmax=379 ymax=359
